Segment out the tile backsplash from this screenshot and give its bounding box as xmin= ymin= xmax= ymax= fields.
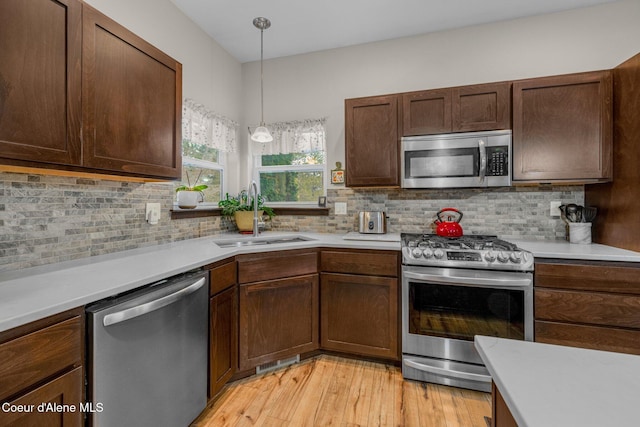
xmin=1 ymin=171 xmax=583 ymax=272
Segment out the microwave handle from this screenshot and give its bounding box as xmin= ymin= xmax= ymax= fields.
xmin=478 ymin=139 xmax=487 ymax=183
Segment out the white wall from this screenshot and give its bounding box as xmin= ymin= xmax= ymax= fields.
xmin=241 ymin=0 xmax=640 ymax=188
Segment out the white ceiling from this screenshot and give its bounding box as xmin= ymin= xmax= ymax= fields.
xmin=170 ymin=0 xmax=618 ymax=63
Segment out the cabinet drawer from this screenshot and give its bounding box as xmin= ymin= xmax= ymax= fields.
xmin=321 ymin=250 xmax=398 ymax=277
xmin=208 ymin=259 xmax=237 ymax=295
xmin=237 ymin=250 xmax=317 ymax=284
xmin=0 ymin=316 xmax=82 ymax=401
xmin=535 ymin=288 xmax=640 ymax=329
xmin=535 ymin=261 xmax=640 ymax=294
xmin=535 ymin=320 xmax=640 ymax=355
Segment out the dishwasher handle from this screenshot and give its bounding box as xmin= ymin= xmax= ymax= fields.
xmin=103 ymin=277 xmax=206 ymax=327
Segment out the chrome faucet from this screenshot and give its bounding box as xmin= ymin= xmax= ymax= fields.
xmin=250 ymin=180 xmax=259 ymax=237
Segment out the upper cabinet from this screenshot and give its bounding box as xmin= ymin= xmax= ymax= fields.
xmin=0 ymin=1 xmax=182 ymax=180
xmin=402 ymin=82 xmax=511 ymax=136
xmin=512 ymin=71 xmax=612 ymax=183
xmin=345 ymin=95 xmax=401 ymax=187
xmin=0 ymin=0 xmax=82 ymax=166
xmin=82 ymin=5 xmax=182 ymax=179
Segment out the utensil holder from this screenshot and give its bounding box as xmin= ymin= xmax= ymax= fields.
xmin=569 ymin=223 xmax=592 ymax=244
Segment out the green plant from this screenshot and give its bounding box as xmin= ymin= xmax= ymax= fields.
xmin=175 ymin=170 xmax=208 ymax=192
xmin=218 ymin=190 xmax=275 ymax=219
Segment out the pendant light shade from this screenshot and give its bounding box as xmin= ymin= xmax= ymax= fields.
xmin=251 ymin=17 xmax=273 ymax=143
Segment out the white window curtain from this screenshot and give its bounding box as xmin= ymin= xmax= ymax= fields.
xmin=253 ymin=118 xmax=327 ymax=155
xmin=182 ymin=98 xmax=238 ymax=153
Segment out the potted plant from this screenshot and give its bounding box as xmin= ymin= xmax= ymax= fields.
xmin=175 ymin=170 xmax=208 ymax=209
xmin=218 ymin=190 xmax=275 ymax=232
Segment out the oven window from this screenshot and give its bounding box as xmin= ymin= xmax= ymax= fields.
xmin=405 ymin=148 xmax=478 ymax=178
xmin=409 ymin=282 xmax=524 ymax=341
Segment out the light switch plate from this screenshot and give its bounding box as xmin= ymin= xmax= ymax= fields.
xmin=550 ymin=200 xmax=562 ymax=217
xmin=146 ymin=203 xmax=161 ymax=224
xmin=335 ymin=202 xmax=347 ymax=215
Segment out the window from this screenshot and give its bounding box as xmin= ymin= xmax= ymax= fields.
xmin=253 ymin=118 xmax=327 ymax=204
xmin=179 ymin=99 xmax=237 ymax=205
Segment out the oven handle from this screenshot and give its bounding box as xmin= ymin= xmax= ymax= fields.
xmin=403 ymin=270 xmax=532 ymax=289
xmin=404 ymin=359 xmax=491 ymax=383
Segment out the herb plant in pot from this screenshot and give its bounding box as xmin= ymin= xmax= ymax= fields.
xmin=175 ymin=171 xmax=208 ymax=209
xmin=218 ymin=190 xmax=275 ymax=233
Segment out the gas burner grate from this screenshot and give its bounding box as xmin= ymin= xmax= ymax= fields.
xmin=402 ymin=233 xmax=518 ymax=251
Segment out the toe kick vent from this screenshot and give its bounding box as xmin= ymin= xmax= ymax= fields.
xmin=256 ymin=354 xmax=300 ymax=375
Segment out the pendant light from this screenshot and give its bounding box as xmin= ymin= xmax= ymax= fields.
xmin=250 ymin=17 xmax=273 ymax=143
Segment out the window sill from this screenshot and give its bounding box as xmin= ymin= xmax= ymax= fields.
xmin=170 ymin=206 xmax=330 ymax=220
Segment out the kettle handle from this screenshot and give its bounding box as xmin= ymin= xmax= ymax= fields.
xmin=436 ymin=208 xmax=463 ymax=223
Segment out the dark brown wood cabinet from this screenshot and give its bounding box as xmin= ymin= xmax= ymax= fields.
xmin=237 ymin=250 xmax=319 ymax=371
xmin=0 ymin=308 xmax=84 ymax=427
xmin=0 ymin=0 xmax=82 ymax=167
xmin=512 ymin=71 xmax=612 ymax=183
xmin=0 ymin=1 xmax=182 ymax=180
xmin=345 ymin=95 xmax=401 ymax=187
xmin=491 ymin=382 xmax=518 ymax=427
xmin=403 ymin=82 xmax=511 ymax=136
xmin=320 ymin=249 xmax=399 ymax=360
xmin=206 ymin=260 xmax=237 ymax=398
xmin=534 ymin=259 xmax=640 ymax=355
xmin=82 ymin=5 xmax=182 ymax=179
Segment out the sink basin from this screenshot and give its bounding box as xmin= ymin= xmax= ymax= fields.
xmin=212 ymin=235 xmax=315 ymax=248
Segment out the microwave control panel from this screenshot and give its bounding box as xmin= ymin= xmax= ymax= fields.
xmin=486 ymin=146 xmax=509 ymax=176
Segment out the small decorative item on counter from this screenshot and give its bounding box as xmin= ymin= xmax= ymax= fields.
xmin=559 ymin=204 xmax=597 ymax=243
xmin=433 ymin=208 xmax=464 ymax=237
xmin=331 ymin=162 xmax=345 ymax=184
xmin=175 ymin=170 xmax=208 ymax=209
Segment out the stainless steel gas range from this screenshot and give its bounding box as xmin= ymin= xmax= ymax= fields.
xmin=401 ymin=233 xmax=534 ymax=392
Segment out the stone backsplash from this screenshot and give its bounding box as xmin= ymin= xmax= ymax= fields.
xmin=1 ymin=171 xmax=583 ymax=272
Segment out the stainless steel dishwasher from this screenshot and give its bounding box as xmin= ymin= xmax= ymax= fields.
xmin=86 ymin=270 xmax=208 ymax=427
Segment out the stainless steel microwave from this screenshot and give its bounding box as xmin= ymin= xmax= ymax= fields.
xmin=401 ymin=130 xmax=512 ymax=189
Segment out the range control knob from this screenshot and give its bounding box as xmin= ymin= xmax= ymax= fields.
xmin=412 ymin=248 xmax=422 ymax=258
xmin=497 ymin=252 xmax=509 ymax=263
xmin=433 ymin=249 xmax=445 ymax=259
xmin=423 ymin=248 xmax=434 ymax=259
xmin=484 ymin=251 xmax=497 ymax=262
xmin=510 ymin=252 xmax=522 ymax=263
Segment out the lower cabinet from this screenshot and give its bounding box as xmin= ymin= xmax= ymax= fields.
xmin=491 ymin=382 xmax=518 ymax=427
xmin=0 ymin=308 xmax=84 ymax=427
xmin=206 ymin=259 xmax=238 ymax=398
xmin=320 ymin=249 xmax=400 ymax=361
xmin=239 ymin=274 xmax=319 ymax=371
xmin=320 ymin=273 xmax=398 ymax=360
xmin=534 ymin=260 xmax=640 ymax=354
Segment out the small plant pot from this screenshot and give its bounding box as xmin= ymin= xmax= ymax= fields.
xmin=176 ymin=190 xmax=202 ymax=209
xmin=234 ymin=210 xmax=263 ymax=232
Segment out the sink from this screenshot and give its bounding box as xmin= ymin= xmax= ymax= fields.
xmin=212 ymin=235 xmax=316 ymax=248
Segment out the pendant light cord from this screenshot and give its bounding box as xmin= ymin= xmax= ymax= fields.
xmin=260 ymin=27 xmax=264 ymax=126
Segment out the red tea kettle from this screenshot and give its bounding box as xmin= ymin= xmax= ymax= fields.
xmin=434 ymin=208 xmax=464 ymax=237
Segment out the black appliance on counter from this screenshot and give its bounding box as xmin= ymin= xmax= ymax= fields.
xmin=401 ymin=233 xmax=534 ymax=392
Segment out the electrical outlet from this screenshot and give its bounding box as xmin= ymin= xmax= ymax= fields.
xmin=550 ymin=200 xmax=562 ymax=217
xmin=335 ymin=202 xmax=347 ymax=215
xmin=146 ymin=203 xmax=161 ymax=225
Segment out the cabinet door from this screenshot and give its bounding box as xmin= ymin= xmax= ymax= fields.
xmin=239 ymin=275 xmax=319 ymax=371
xmin=209 ymin=286 xmax=237 ymax=398
xmin=1 ymin=367 xmax=83 ymax=427
xmin=0 ymin=0 xmax=82 ymax=166
xmin=513 ymin=71 xmax=612 ymax=183
xmin=345 ymin=95 xmax=400 ymax=187
xmin=320 ymin=273 xmax=398 ymax=360
xmin=452 ymin=82 xmax=511 ymax=132
xmin=82 ymin=5 xmax=182 ymax=179
xmin=402 ymin=89 xmax=452 ymax=136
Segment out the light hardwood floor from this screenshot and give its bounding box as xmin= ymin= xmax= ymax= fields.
xmin=192 ymin=355 xmax=491 ymax=427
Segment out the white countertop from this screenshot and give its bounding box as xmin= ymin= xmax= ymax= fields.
xmin=475 ymin=336 xmax=640 ymax=427
xmin=2 ymin=231 xmax=640 ymax=334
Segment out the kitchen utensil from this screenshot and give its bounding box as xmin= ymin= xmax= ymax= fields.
xmin=576 ymin=205 xmax=584 ymax=223
xmin=559 ymin=205 xmax=569 ymax=225
xmin=565 ymin=204 xmax=579 ymax=223
xmin=434 ymin=208 xmax=464 ymax=237
xmin=583 ymin=206 xmax=597 ymax=223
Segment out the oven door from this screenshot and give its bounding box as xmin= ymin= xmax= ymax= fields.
xmin=401 ymin=266 xmax=533 ymax=390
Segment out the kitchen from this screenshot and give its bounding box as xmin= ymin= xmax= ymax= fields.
xmin=2 ymin=0 xmax=640 ymax=426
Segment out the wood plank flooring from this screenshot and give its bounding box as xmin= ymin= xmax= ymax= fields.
xmin=191 ymin=355 xmax=491 ymax=427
